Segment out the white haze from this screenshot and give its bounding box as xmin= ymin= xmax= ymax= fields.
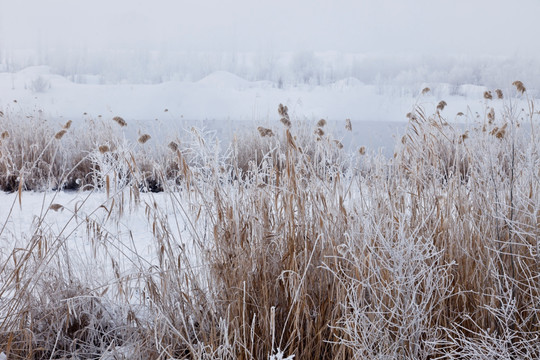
xmin=1 ymin=0 xmax=540 ymax=123
xmin=2 ymin=0 xmax=540 ymax=55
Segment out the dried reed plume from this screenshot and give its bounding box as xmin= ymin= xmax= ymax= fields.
xmin=1 ymin=131 xmax=8 ymax=139
xmin=457 ymin=112 xmax=464 ymax=116
xmin=437 ymin=100 xmax=447 ymax=111
xmin=278 ymin=103 xmax=288 ymax=117
xmin=334 ymin=139 xmax=344 ymax=149
xmin=278 ymin=103 xmax=291 ymax=127
xmin=512 ymin=80 xmax=526 ymax=94
xmin=406 ymin=112 xmax=418 ymax=121
xmin=314 ymin=128 xmax=325 ymax=137
xmin=359 ymin=146 xmax=366 ymax=155
xmin=345 ymin=118 xmax=352 ymax=131
xmin=164 ymin=109 xmax=169 ymax=112
xmin=317 ymin=118 xmax=327 ymax=127
xmin=490 ymin=123 xmax=508 ymax=139
xmin=1 ymin=96 xmax=540 ymax=358
xmin=0 ymin=111 xmax=4 ymax=117
xmin=55 ymin=130 xmax=67 ymax=140
xmin=63 ymin=120 xmax=72 ymax=129
xmin=168 ymin=141 xmax=179 ymax=152
xmin=138 ymin=134 xmax=151 ymax=144
xmin=280 ymin=117 xmax=291 ymax=127
xmin=49 ymin=203 xmax=64 ymax=212
xmin=421 ymin=87 xmax=431 ymax=95
xmin=257 ymin=126 xmax=274 ymax=137
xmin=487 ymin=108 xmax=495 ymax=123
xmin=483 ymin=91 xmax=493 ymax=100
xmin=112 ymin=116 xmax=127 ymax=127
xmin=496 ymin=89 xmax=504 ymax=99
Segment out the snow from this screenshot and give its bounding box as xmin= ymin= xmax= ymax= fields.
xmin=0 ymin=190 xmax=194 ymax=279
xmin=269 ymin=350 xmax=295 ymax=360
xmin=0 ymin=65 xmax=510 ymax=127
xmin=197 ymin=70 xmax=252 ymax=89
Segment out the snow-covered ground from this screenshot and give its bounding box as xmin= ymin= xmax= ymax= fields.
xmin=0 ymin=65 xmax=503 ymax=123
xmin=0 ymin=189 xmax=196 ymax=283
xmin=0 ymin=65 xmax=516 ymax=158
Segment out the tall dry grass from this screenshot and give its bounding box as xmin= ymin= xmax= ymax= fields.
xmin=0 ymin=83 xmax=539 ymax=359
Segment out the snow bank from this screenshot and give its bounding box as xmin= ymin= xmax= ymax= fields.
xmin=0 ymin=66 xmax=511 ymax=127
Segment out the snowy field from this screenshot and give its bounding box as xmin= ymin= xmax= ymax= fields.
xmin=1 ymin=60 xmax=540 ymax=359
xmin=0 ymin=60 xmax=525 ymax=159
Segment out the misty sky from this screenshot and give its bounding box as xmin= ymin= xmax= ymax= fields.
xmin=1 ymin=0 xmax=540 ymax=56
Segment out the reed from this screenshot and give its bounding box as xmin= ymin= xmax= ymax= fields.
xmin=0 ymin=83 xmax=539 ymax=358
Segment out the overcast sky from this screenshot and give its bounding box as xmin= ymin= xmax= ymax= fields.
xmin=1 ymin=0 xmax=540 ymax=56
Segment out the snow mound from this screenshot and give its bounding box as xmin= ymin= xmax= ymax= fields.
xmin=197 ymin=71 xmax=250 ymax=89
xmin=331 ymin=77 xmax=364 ymax=88
xmin=16 ymin=65 xmax=52 ymax=76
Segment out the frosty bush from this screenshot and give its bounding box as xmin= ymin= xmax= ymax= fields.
xmin=29 ymin=75 xmax=50 ymax=93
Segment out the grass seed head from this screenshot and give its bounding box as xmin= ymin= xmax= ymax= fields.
xmin=257 ymin=126 xmax=274 ymax=137
xmin=495 ymin=124 xmax=507 ymax=139
xmin=49 ymin=203 xmax=64 ymax=211
xmin=484 ymin=91 xmax=493 ymax=100
xmin=437 ymin=101 xmax=447 ymax=111
xmin=314 ymin=128 xmax=325 ymax=137
xmin=487 ymin=108 xmax=495 ymax=123
xmin=99 ymin=145 xmax=110 ymax=153
xmin=422 ymin=87 xmax=431 ymax=95
xmin=138 ymin=134 xmax=151 ymax=144
xmin=280 ymin=117 xmax=291 ymax=127
xmin=1 ymin=131 xmax=9 ymax=139
xmin=359 ymin=146 xmax=366 ymax=155
xmin=317 ymin=118 xmax=327 ymax=127
xmin=345 ymin=118 xmax=352 ymax=131
xmin=63 ymin=120 xmax=72 ymax=129
xmin=496 ymin=89 xmax=504 ymax=99
xmin=278 ymin=104 xmax=291 ymax=127
xmin=512 ymin=80 xmax=526 ymax=94
xmin=113 ymin=116 xmax=127 ymax=127
xmin=490 ymin=123 xmax=507 ymax=139
xmin=168 ymin=141 xmax=179 ymax=152
xmin=278 ymin=103 xmax=288 ymax=117
xmin=55 ymin=130 xmax=67 ymax=140
xmin=406 ymin=112 xmax=419 ymax=121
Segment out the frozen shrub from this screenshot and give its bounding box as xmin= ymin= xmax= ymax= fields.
xmin=29 ymin=76 xmax=50 ymax=93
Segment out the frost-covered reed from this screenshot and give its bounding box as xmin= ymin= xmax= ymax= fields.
xmin=0 ymin=82 xmax=539 ymax=359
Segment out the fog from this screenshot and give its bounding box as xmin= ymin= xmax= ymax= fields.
xmin=1 ymin=1 xmax=540 ymax=87
xmin=2 ymin=0 xmax=540 ymax=54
